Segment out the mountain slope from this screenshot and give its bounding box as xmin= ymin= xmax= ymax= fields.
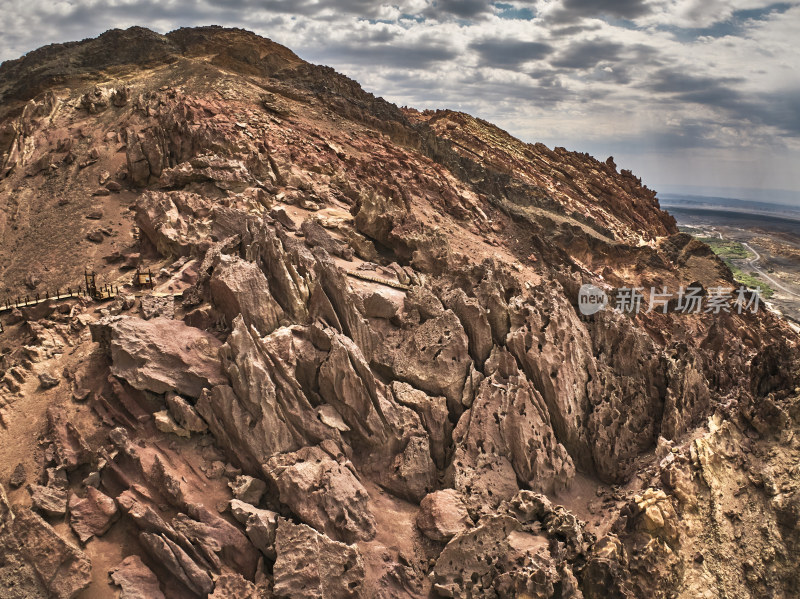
xmin=0 ymin=26 xmax=798 ymax=599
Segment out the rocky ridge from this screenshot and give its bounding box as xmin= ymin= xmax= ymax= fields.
xmin=0 ymin=26 xmax=798 ymax=599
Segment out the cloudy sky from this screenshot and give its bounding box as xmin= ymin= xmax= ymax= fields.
xmin=1 ymin=0 xmax=799 ymax=202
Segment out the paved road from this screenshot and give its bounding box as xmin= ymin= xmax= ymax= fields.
xmin=741 ymin=242 xmax=800 ymax=299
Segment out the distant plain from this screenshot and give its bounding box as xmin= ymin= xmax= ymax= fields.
xmin=662 ymin=194 xmax=800 ymax=325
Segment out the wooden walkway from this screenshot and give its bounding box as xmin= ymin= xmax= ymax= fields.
xmin=0 ymin=267 xmax=409 ymax=333
xmin=1 ymin=288 xmax=95 ymax=313
xmin=345 ymin=271 xmax=411 ymax=291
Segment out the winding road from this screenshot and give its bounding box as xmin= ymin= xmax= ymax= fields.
xmin=741 ymin=242 xmax=800 ymax=299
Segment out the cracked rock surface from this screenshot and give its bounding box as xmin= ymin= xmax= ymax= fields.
xmin=0 ymin=25 xmax=798 ymax=599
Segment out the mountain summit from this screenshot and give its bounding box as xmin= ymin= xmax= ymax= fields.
xmin=0 ymin=26 xmax=798 ymax=599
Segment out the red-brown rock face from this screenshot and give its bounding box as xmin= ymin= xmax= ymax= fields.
xmin=0 ymin=26 xmax=798 ymax=599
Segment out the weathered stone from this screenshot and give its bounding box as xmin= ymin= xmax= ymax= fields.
xmin=46 ymin=407 xmax=93 ymax=471
xmin=228 ymin=475 xmax=267 ymax=505
xmin=140 ymin=295 xmax=174 ymax=320
xmin=134 ymin=190 xmax=211 ymax=256
xmin=452 ymin=348 xmax=574 ymax=511
xmin=174 ymin=503 xmax=260 ymax=579
xmin=149 ymin=454 xmax=185 ymax=507
xmin=416 ymin=489 xmax=471 ymax=542
xmin=109 ymin=555 xmax=165 ymax=599
xmin=160 ymin=155 xmax=255 ymax=191
xmin=166 ymin=392 xmax=208 ymax=434
xmin=210 ymin=254 xmax=284 ymax=336
xmin=378 ymin=310 xmax=471 ymax=409
xmin=363 ymin=291 xmax=397 ymax=319
xmin=265 ymin=445 xmax=376 ymax=543
xmin=442 ymin=287 xmax=493 ymax=367
xmin=392 ymin=382 xmax=451 ymax=470
xmin=634 ymin=488 xmax=679 ymax=544
xmin=92 ymin=316 xmax=226 ymax=398
xmin=9 ymin=463 xmax=26 ymax=488
xmin=138 ymin=532 xmax=213 ymax=596
xmin=68 ymin=487 xmax=119 ymax=543
xmin=209 ymin=573 xmax=259 ymax=598
xmin=230 ymin=499 xmax=279 ymax=559
xmin=196 ymin=319 xmax=338 ymax=473
xmin=432 ymin=515 xmax=521 ymax=598
xmin=270 ymin=206 xmax=297 ymax=230
xmin=86 ymin=229 xmax=104 ymax=243
xmin=154 ymin=410 xmax=190 ymax=438
xmin=29 ymin=484 xmax=68 ymax=516
xmin=301 ymin=217 xmax=353 ymax=260
xmin=273 ymin=518 xmax=365 ymax=599
xmin=12 ymin=507 xmax=92 ymax=599
xmin=38 ymin=371 xmax=60 ymax=389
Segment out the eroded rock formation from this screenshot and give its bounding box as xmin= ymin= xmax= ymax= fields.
xmin=0 ymin=25 xmax=798 ymax=599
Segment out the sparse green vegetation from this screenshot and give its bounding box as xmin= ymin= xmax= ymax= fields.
xmin=682 ymin=231 xmax=775 ymax=299
xmin=726 ymin=262 xmax=774 ymax=299
xmin=678 ymin=225 xmax=703 ymax=235
xmin=698 ymin=237 xmax=750 ymax=260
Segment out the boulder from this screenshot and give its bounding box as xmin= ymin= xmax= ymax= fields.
xmin=229 ymin=499 xmax=279 ymax=559
xmin=432 ymin=515 xmax=521 ymax=598
xmin=12 ymin=507 xmax=92 ymax=599
xmin=92 ymin=316 xmax=226 ymax=398
xmin=209 ymin=254 xmax=284 ymax=336
xmin=209 ymin=573 xmax=259 ymax=598
xmin=86 ymin=229 xmax=105 ymax=243
xmin=265 ymin=445 xmax=376 ymax=544
xmin=196 ymin=319 xmax=339 ymax=473
xmin=228 ymin=475 xmax=266 ymax=505
xmin=308 ymin=249 xmax=374 ymax=359
xmin=47 ymin=406 xmax=93 ymax=471
xmin=38 ymin=371 xmax=60 ymax=389
xmin=166 ymin=392 xmax=208 ymax=434
xmin=378 ymin=310 xmax=471 ymax=410
xmin=29 ymin=484 xmax=68 ymax=517
xmin=138 ymin=532 xmax=213 ymax=596
xmin=68 ymin=487 xmax=120 ymax=542
xmin=362 ymin=291 xmax=397 ymax=319
xmin=416 ymin=490 xmax=471 ymax=542
xmin=109 ymin=555 xmax=165 ymax=599
xmin=273 ymin=518 xmax=365 ymax=599
xmin=452 ymin=348 xmax=575 ymax=511
xmin=9 ymin=463 xmax=26 ymax=488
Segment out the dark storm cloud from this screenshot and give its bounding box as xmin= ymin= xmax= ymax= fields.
xmin=424 ymin=0 xmax=493 ymax=18
xmin=200 ymin=0 xmax=394 ymax=17
xmin=551 ymin=40 xmax=625 ymax=69
xmin=545 ymin=0 xmax=653 ymax=23
xmin=757 ymin=90 xmax=800 ymax=135
xmin=470 ymin=39 xmax=554 ymax=68
xmin=456 ymin=69 xmax=584 ymax=106
xmin=563 ymin=0 xmax=652 ymax=18
xmin=310 ymin=41 xmax=458 ymax=69
xmin=646 ymin=68 xmax=744 ymax=95
xmin=645 ymin=70 xmax=800 ymax=138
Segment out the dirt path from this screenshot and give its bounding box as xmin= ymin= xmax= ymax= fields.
xmin=742 ymin=241 xmax=800 ymax=299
